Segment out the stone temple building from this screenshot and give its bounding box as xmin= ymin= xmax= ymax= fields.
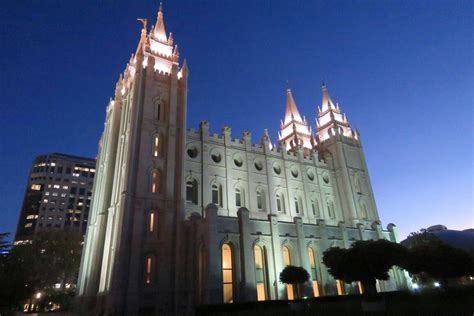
xmin=76 ymin=4 xmax=410 ymax=315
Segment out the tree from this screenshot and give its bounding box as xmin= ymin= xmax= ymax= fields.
xmin=323 ymin=239 xmax=407 ymax=297
xmin=279 ymin=266 xmax=310 ymax=299
xmin=401 ymin=230 xmax=474 ymax=287
xmin=0 ymin=231 xmax=83 ymax=309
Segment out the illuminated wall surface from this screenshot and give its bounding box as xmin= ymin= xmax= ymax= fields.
xmin=76 ymin=4 xmax=413 ymax=315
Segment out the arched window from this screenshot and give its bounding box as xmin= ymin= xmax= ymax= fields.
xmin=222 ymin=243 xmax=233 ymax=303
xmin=186 ymin=179 xmax=198 ymax=204
xmin=211 ymin=183 xmax=222 ymax=207
xmin=307 ymin=247 xmax=320 ymax=297
xmin=152 ymin=134 xmax=161 ymax=157
xmin=355 ymin=177 xmax=363 ymax=194
xmin=327 ymin=200 xmax=335 ymax=219
xmin=155 ymin=100 xmax=163 ymax=121
xmin=151 ymin=170 xmax=159 ymax=193
xmin=311 ymin=199 xmax=320 ymax=217
xmin=276 ymin=193 xmax=285 ymax=213
xmin=254 ymin=245 xmax=268 ymax=301
xmin=282 ymin=246 xmax=294 ymax=300
xmin=145 ymin=255 xmax=155 ymax=285
xmin=235 ymin=187 xmax=244 ymax=208
xmin=148 ymin=211 xmax=156 ymax=233
xmin=360 ymin=201 xmax=368 ymax=220
xmin=294 ymin=196 xmax=303 ymax=215
xmin=256 ymin=189 xmax=265 ymax=211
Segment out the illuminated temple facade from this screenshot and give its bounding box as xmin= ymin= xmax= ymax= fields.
xmin=76 ymin=5 xmax=410 ymax=315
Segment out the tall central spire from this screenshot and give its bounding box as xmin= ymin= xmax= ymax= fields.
xmin=278 ymin=88 xmax=313 ymax=151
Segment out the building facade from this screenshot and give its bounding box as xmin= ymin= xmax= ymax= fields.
xmin=14 ymin=153 xmax=96 ymax=245
xmin=77 ymin=5 xmax=410 ymax=315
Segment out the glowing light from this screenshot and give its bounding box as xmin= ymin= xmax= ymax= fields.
xmin=412 ymin=283 xmax=419 ymax=289
xmin=177 ymin=70 xmax=183 ymax=79
xmin=121 ymin=87 xmax=125 ymax=96
xmin=36 ymin=292 xmax=42 ymax=299
xmin=434 ymin=282 xmax=440 ymax=287
xmin=150 ymin=40 xmax=173 ymax=57
xmin=142 ymin=56 xmax=148 ymax=69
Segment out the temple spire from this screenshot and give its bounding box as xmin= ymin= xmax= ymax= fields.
xmin=315 ymin=82 xmax=356 ymax=142
xmin=153 ymin=2 xmax=167 ymax=43
xmin=284 ymin=88 xmax=303 ymax=125
xmin=279 ymin=87 xmax=313 ymax=151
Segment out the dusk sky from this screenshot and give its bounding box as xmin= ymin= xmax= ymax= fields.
xmin=0 ymin=0 xmax=472 ymax=241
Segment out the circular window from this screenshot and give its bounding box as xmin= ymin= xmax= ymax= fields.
xmin=307 ymin=169 xmax=315 ymax=181
xmin=273 ymin=163 xmax=281 ymax=175
xmin=254 ymin=160 xmax=263 ymax=171
xmin=233 ymin=155 xmax=243 ymax=167
xmin=211 ymin=151 xmax=222 ymax=163
xmin=291 ymin=166 xmax=299 ymax=178
xmin=322 ymin=173 xmax=330 ymax=184
xmin=187 ymin=146 xmax=198 ymax=158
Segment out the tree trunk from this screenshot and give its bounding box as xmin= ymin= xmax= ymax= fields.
xmin=362 ymin=279 xmax=377 ymax=298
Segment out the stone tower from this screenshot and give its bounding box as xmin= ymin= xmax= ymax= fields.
xmin=76 ymin=4 xmax=188 ymax=314
xmin=315 ymin=82 xmax=379 ymax=227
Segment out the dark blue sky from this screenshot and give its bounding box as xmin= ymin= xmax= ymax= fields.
xmin=1 ymin=1 xmax=472 ymax=241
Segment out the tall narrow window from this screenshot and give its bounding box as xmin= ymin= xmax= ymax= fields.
xmin=307 ymin=247 xmax=320 ymax=297
xmin=276 ymin=193 xmax=285 ymax=213
xmin=222 ymin=244 xmax=233 ymax=303
xmin=151 ymin=170 xmax=159 ymax=193
xmin=358 ymin=281 xmax=364 ymax=294
xmin=294 ymin=197 xmax=300 ymax=214
xmin=282 ymin=246 xmax=294 ymax=300
xmin=153 ymin=134 xmax=161 ymax=157
xmin=235 ymin=188 xmax=243 ymax=208
xmin=145 ymin=255 xmax=154 ymax=285
xmin=212 ymin=184 xmax=222 ymax=207
xmin=327 ymin=200 xmax=335 ymax=219
xmin=336 ymin=280 xmax=346 ymax=295
xmin=148 ymin=212 xmax=155 ymax=233
xmin=254 ymin=245 xmax=268 ymax=301
xmin=186 ymin=179 xmax=198 ymax=204
xmin=256 ymin=189 xmax=265 ymax=211
xmin=360 ymin=202 xmax=368 ymax=220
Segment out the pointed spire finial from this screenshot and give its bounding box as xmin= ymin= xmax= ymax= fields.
xmin=286 ymin=80 xmax=291 ymax=92
xmin=159 ymin=1 xmax=163 ymax=12
xmin=322 ymin=81 xmax=327 ymax=90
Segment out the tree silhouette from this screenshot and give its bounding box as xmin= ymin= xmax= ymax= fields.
xmin=323 ymin=239 xmax=407 ymax=297
xmin=279 ymin=266 xmax=310 ymax=299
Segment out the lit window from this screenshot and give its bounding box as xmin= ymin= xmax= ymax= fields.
xmin=222 ymin=243 xmax=233 ymax=303
xmin=149 ymin=212 xmax=155 ymax=233
xmin=254 ymin=245 xmax=267 ymax=301
xmin=153 ymin=134 xmax=161 ymax=157
xmin=282 ymin=246 xmax=294 ymax=300
xmin=53 ymin=184 xmax=60 ymax=189
xmin=186 ymin=179 xmax=198 ymax=204
xmin=308 ymin=247 xmax=320 ymax=297
xmin=45 ymin=192 xmax=50 ymax=196
xmin=31 ymin=184 xmax=41 ymax=191
xmin=24 ymin=223 xmax=33 ymax=228
xmin=358 ymin=281 xmax=364 ymax=294
xmin=145 ymin=255 xmax=154 ymax=285
xmin=151 ymin=170 xmax=159 ymax=193
xmin=336 ymin=280 xmax=346 ymax=295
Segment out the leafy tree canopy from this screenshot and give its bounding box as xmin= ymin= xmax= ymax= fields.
xmin=279 ymin=265 xmax=310 ymax=285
